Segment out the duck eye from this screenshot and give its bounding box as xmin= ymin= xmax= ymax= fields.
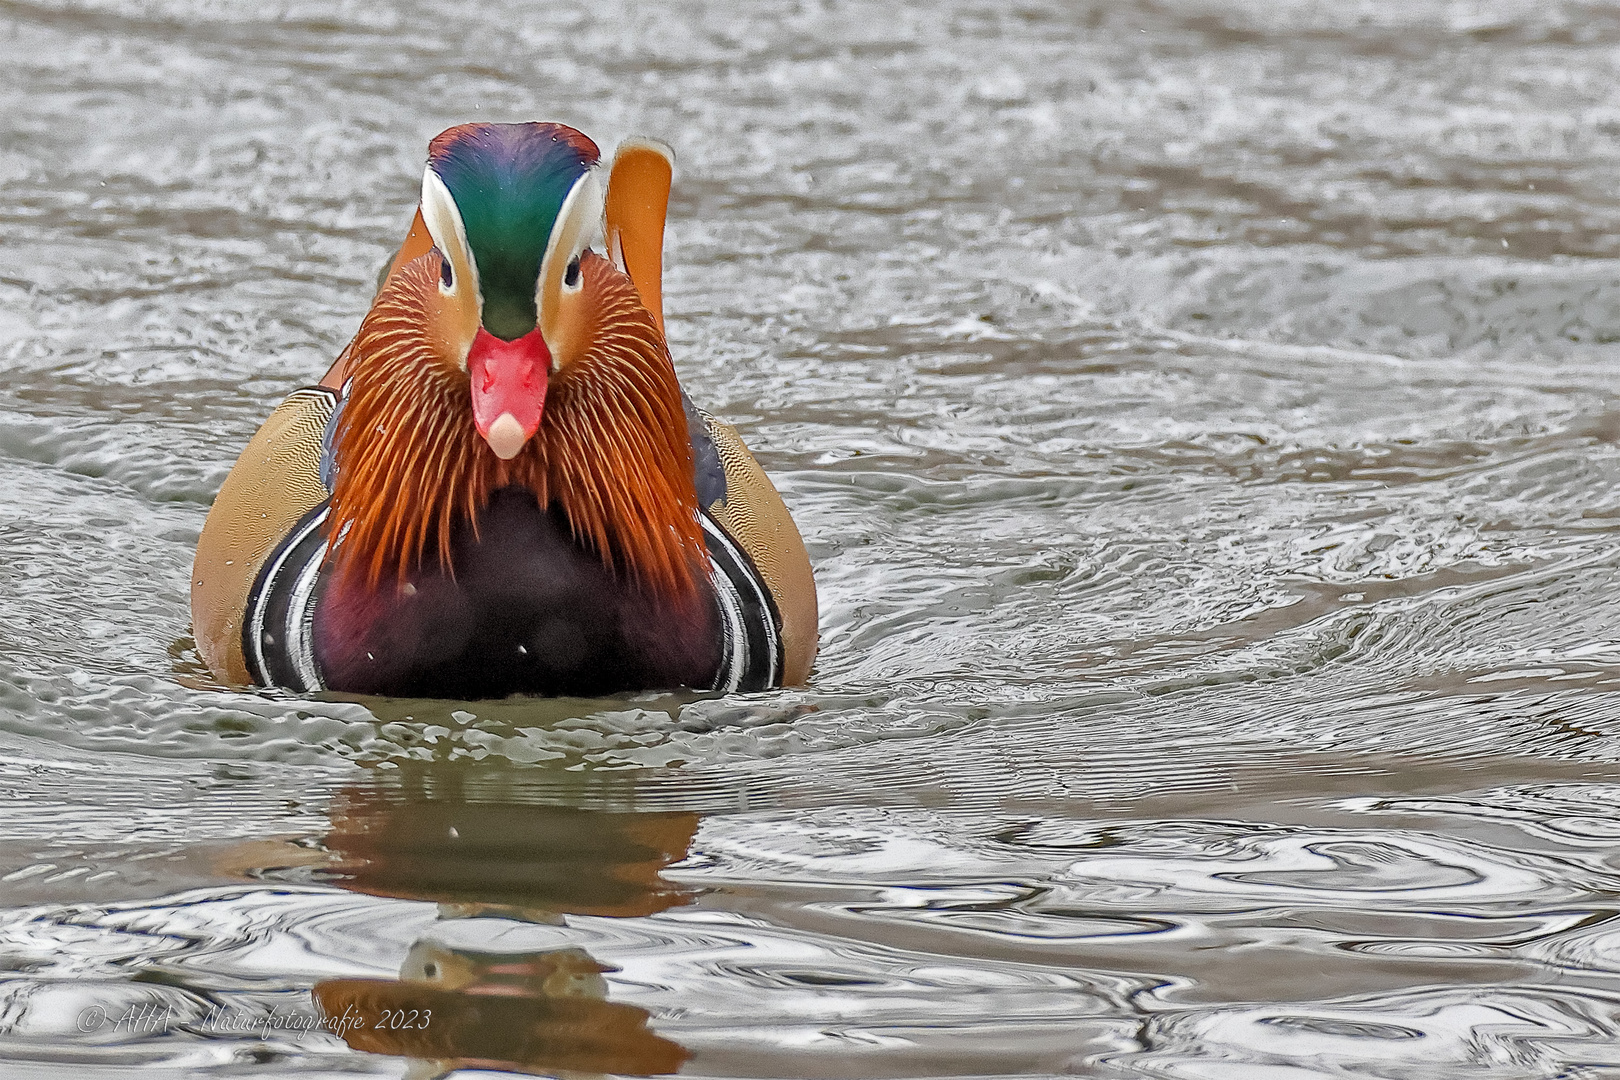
xmin=564 ymin=257 xmax=580 ymax=289
xmin=440 ymin=256 xmax=454 ymax=290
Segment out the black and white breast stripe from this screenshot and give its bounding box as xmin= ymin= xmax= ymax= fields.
xmin=244 ymin=503 xmax=330 ymax=693
xmin=702 ymin=510 xmax=782 ymax=693
xmin=247 ymin=504 xmax=781 ymax=695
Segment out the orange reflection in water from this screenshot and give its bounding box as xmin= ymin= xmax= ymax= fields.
xmin=311 ymin=770 xmax=697 ymax=1077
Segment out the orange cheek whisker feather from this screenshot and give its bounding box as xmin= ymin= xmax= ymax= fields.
xmin=327 ymin=254 xmax=705 ymax=607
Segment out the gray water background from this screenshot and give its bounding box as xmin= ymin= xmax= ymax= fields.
xmin=6 ymin=0 xmax=1620 ymax=1075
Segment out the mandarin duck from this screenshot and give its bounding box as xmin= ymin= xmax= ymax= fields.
xmin=191 ymin=122 xmax=816 ymax=698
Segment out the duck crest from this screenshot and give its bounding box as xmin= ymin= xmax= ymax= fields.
xmin=327 ymin=251 xmax=705 ymax=607
xmin=428 ymin=123 xmax=600 ymax=339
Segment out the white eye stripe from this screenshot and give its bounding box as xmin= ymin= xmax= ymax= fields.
xmin=544 ymin=169 xmax=602 ymax=286
xmin=534 ymin=168 xmax=604 ymax=361
xmin=538 ymin=168 xmax=603 ymax=312
xmin=420 ymin=166 xmax=478 ymax=296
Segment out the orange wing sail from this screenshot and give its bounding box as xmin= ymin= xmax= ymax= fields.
xmin=604 ymin=138 xmax=674 ymax=337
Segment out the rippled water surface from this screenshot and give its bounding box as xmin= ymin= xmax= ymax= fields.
xmin=6 ymin=0 xmax=1620 ymax=1075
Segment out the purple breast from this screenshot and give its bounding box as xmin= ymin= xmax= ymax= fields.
xmin=313 ymin=486 xmax=721 ymax=698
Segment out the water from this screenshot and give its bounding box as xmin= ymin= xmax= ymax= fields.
xmin=5 ymin=0 xmax=1620 ymax=1075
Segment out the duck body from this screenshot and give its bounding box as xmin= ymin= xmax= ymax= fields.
xmin=312 ymin=487 xmax=721 ymax=699
xmin=191 ymin=122 xmax=816 ymax=699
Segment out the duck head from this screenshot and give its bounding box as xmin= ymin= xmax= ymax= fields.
xmin=328 ymin=122 xmax=701 ymax=600
xmin=417 ymin=122 xmax=603 ymax=460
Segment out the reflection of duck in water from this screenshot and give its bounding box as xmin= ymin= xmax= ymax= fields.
xmin=315 ymin=944 xmax=686 ymax=1079
xmin=321 ymin=781 xmax=698 ymax=920
xmin=308 ymin=770 xmax=696 ymax=1077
